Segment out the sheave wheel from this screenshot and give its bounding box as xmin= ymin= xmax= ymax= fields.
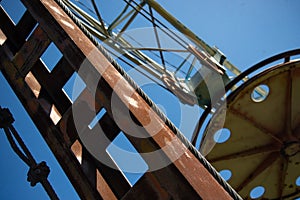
xmin=200 ymin=60 xmax=300 ymax=199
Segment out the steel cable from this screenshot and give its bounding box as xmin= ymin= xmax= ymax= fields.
xmin=54 ymin=1 xmax=242 ymax=199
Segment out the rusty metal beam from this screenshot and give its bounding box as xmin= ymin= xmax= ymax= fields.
xmin=0 ymin=0 xmax=239 ymax=199
xmin=72 ymin=99 xmax=131 ymax=198
xmin=80 ymin=80 xmax=207 ymax=199
xmin=30 ymin=60 xmax=72 ymax=114
xmin=12 ymin=25 xmax=50 ymax=76
xmin=236 ymin=152 xmax=279 ymax=192
xmin=18 ymin=0 xmax=232 ymax=199
xmin=229 ymin=107 xmax=283 ymax=144
xmin=96 ymin=170 xmax=117 ymax=200
xmin=0 ymin=50 xmax=102 ymax=200
xmin=122 ymin=173 xmax=170 ymax=200
xmin=68 ymin=86 xmax=201 ymax=199
xmin=0 ymin=3 xmax=108 ymax=200
xmin=278 ymin=157 xmax=288 ymax=198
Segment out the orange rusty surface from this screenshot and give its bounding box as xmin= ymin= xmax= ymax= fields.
xmin=0 ymin=0 xmax=240 ymax=199
xmin=36 ymin=0 xmax=233 ymax=199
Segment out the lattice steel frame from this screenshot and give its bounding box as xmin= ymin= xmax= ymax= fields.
xmin=0 ymin=0 xmax=239 ymax=199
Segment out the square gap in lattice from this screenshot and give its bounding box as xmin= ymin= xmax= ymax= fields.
xmin=40 ymin=42 xmax=63 ymax=72
xmin=71 ymin=140 xmax=82 ymax=164
xmin=106 ymin=132 xmax=148 ymax=187
xmin=62 ymin=72 xmax=86 ymax=103
xmin=25 ymin=71 xmax=41 ymax=98
xmin=0 ymin=0 xmax=26 ymax=25
xmin=0 ymin=29 xmax=7 ymax=45
xmin=25 ymin=23 xmax=39 ymax=42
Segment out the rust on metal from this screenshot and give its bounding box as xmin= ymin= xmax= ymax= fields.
xmin=201 ymin=60 xmax=300 ymax=199
xmin=0 ymin=0 xmax=238 ymax=199
xmin=13 ymin=25 xmax=50 ymax=76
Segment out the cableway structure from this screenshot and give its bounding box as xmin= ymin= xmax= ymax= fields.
xmin=0 ymin=0 xmax=299 ymax=199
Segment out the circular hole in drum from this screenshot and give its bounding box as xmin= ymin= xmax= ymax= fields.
xmin=214 ymin=128 xmax=231 ymax=143
xmin=250 ymin=186 xmax=265 ymax=199
xmin=296 ymin=176 xmax=300 ymax=186
xmin=219 ymin=169 xmax=232 ymax=181
xmin=251 ymin=84 xmax=269 ymax=102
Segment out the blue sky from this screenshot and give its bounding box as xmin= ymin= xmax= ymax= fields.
xmin=0 ymin=0 xmax=300 ymax=199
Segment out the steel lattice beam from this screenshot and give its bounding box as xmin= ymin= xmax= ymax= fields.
xmin=0 ymin=0 xmax=235 ymax=199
